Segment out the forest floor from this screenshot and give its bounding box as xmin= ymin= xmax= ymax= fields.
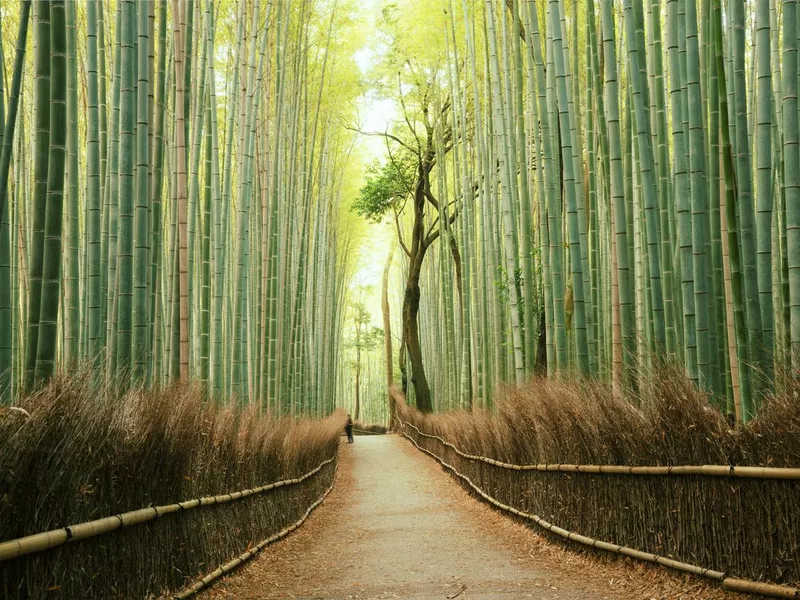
xmin=200 ymin=435 xmax=749 ymax=600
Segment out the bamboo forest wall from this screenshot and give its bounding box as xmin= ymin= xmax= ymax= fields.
xmin=2 ymin=0 xmax=799 ymax=423
xmin=0 ymin=0 xmax=363 ymax=414
xmin=359 ymin=0 xmax=799 ymax=422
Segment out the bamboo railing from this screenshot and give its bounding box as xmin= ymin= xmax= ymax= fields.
xmin=402 ymin=421 xmax=800 ymax=480
xmin=400 ymin=421 xmax=800 ymax=599
xmin=172 ymin=470 xmax=337 ymax=599
xmin=352 ymin=428 xmax=386 ymax=435
xmin=0 ymin=456 xmax=336 ymax=562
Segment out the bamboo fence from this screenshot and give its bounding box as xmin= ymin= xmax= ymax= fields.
xmin=402 ymin=421 xmax=800 ymax=480
xmin=352 ymin=428 xmax=385 ymax=435
xmin=0 ymin=456 xmax=336 ymax=562
xmin=172 ymin=469 xmax=337 ymax=599
xmin=400 ymin=421 xmax=800 ymax=599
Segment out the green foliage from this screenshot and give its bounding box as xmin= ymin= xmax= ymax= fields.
xmin=345 ymin=300 xmax=384 ymax=369
xmin=345 ymin=326 xmax=384 ymax=354
xmin=364 ymin=327 xmax=385 ymax=349
xmin=370 ymin=0 xmax=450 ymax=89
xmin=350 ymin=300 xmax=372 ymax=331
xmin=351 ymin=150 xmax=415 ymax=223
xmin=346 ymin=301 xmax=384 ymax=350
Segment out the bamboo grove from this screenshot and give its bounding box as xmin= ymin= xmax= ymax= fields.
xmin=0 ymin=0 xmax=363 ymax=414
xmin=361 ymin=0 xmax=800 ymax=421
xmin=3 ymin=0 xmax=800 ymax=423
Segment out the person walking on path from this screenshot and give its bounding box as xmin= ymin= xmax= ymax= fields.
xmin=345 ymin=415 xmax=354 ymax=444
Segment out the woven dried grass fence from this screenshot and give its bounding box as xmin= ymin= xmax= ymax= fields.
xmin=0 ymin=457 xmax=336 ymax=560
xmin=392 ymin=378 xmax=800 ymax=598
xmin=0 ymin=377 xmax=344 ymax=599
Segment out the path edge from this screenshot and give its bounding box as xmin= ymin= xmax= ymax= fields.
xmin=399 ymin=427 xmax=800 ymax=600
xmin=169 ymin=464 xmax=339 ymax=599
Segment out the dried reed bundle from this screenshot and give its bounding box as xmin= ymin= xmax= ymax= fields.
xmin=0 ymin=371 xmax=344 ymax=599
xmin=396 ymin=372 xmax=800 ymax=586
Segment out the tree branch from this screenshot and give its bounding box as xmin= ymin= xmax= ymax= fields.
xmin=343 ymin=124 xmax=418 ymax=154
xmin=424 ymin=187 xmax=440 ymax=210
xmin=504 ymin=0 xmax=528 ymax=41
xmin=393 ymin=205 xmax=412 ymax=257
xmin=386 ymin=142 xmax=415 ymax=198
xmin=398 ymin=70 xmax=422 ymax=152
xmin=426 ymin=216 xmax=440 ymax=240
xmin=423 ymin=201 xmax=461 ymax=250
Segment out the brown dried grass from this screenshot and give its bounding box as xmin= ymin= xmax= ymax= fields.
xmin=397 ymin=371 xmax=800 ymax=586
xmin=0 ymin=371 xmax=344 ymax=599
xmin=352 ymin=421 xmax=388 ymax=434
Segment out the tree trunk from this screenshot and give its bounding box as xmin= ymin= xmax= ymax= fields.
xmin=382 ymin=247 xmax=395 ymax=427
xmin=449 ymin=234 xmax=464 ymax=315
xmin=403 ymin=268 xmax=433 ymax=413
xmin=399 ymin=154 xmax=437 ymax=413
xmin=354 ymin=356 xmax=361 ymax=421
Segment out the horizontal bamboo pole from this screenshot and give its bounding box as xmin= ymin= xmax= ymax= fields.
xmin=400 ymin=420 xmax=800 ymax=480
xmin=172 ymin=470 xmax=337 ymax=599
xmin=723 ymin=579 xmax=800 ymax=598
xmin=352 ymin=428 xmax=385 ymax=435
xmin=0 ymin=457 xmax=336 ymax=562
xmin=401 ymin=430 xmax=800 ymax=600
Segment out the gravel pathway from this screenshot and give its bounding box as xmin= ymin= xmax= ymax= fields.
xmin=202 ymin=435 xmax=747 ymax=600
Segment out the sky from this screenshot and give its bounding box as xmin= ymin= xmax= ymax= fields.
xmin=346 ymin=0 xmax=400 ymax=327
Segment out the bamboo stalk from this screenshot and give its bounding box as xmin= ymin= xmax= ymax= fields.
xmin=723 ymin=579 xmax=800 ymax=598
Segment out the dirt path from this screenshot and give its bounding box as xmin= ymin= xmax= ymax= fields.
xmin=202 ymin=435 xmax=745 ymax=600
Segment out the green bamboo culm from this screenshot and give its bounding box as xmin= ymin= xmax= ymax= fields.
xmin=730 ymin=0 xmax=765 ymax=402
xmin=666 ymin=0 xmax=696 ymax=384
xmin=64 ymin=0 xmax=80 ymax=365
xmin=133 ymin=0 xmax=151 ymax=382
xmin=713 ymin=0 xmax=752 ymax=419
xmin=485 ymin=0 xmax=525 ymax=383
xmin=105 ymin=0 xmax=124 ymax=378
xmin=0 ymin=0 xmax=32 ymax=402
xmin=24 ymin=0 xmax=52 ymax=391
xmin=622 ymin=0 xmax=665 ymax=351
xmin=148 ymin=0 xmax=169 ymax=385
xmin=686 ymin=0 xmax=712 ymax=391
xmin=115 ymin=0 xmax=137 ymax=381
xmin=785 ymin=0 xmax=800 ymax=367
xmin=0 ymin=12 xmax=6 ymax=402
xmin=550 ymin=0 xmax=589 ymax=374
xmin=34 ymin=0 xmax=68 ymax=383
xmin=755 ymin=0 xmax=774 ymax=381
xmin=0 ymin=0 xmax=357 ymax=414
xmin=601 ymin=0 xmax=636 ymax=388
xmin=86 ymin=0 xmax=103 ymax=365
